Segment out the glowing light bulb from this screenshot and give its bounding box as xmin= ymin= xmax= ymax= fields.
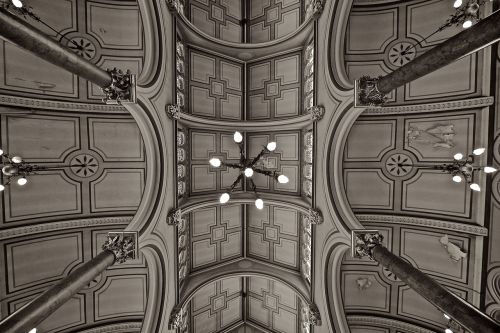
xmin=209 ymin=158 xmax=221 ymax=167
xmin=29 ymin=329 xmax=37 ymax=333
xmin=453 ymin=0 xmax=462 ymax=7
xmin=255 ymin=198 xmax=264 ymax=210
xmin=219 ymin=193 xmax=230 ymax=204
xmin=484 ymin=166 xmax=497 ymax=173
xmin=11 ymin=156 xmax=22 ymax=163
xmin=473 ymin=147 xmax=485 ymax=156
xmin=452 ymin=175 xmax=462 ymax=183
xmin=453 ymin=153 xmax=463 ymax=160
xmin=233 ymin=131 xmax=243 ymax=143
xmin=470 ymin=183 xmax=480 ymax=191
xmin=463 ymin=20 xmax=472 ymax=28
xmin=266 ymin=142 xmax=277 ymax=151
xmin=0 ymin=184 xmax=4 ymax=191
xmin=443 ymin=313 xmax=451 ymax=320
xmin=445 ymin=329 xmax=454 ymax=333
xmin=244 ymin=168 xmax=254 ymax=177
xmin=11 ymin=0 xmax=23 ymax=8
xmin=277 ymin=174 xmax=289 ymax=184
xmin=17 ymin=177 xmax=27 ymax=186
xmin=0 ymin=149 xmax=3 ymax=155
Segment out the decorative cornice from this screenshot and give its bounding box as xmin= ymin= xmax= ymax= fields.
xmin=102 ymin=231 xmax=138 ymax=264
xmin=167 ymin=208 xmax=183 ymax=226
xmin=0 ymin=94 xmax=127 ymax=113
xmin=78 ymin=323 xmax=142 ymax=333
xmin=363 ymin=96 xmax=494 ymax=115
xmin=0 ymin=217 xmax=132 ymax=240
xmin=356 ymin=214 xmax=488 ymax=236
xmin=166 ymin=104 xmax=181 ymax=119
xmin=351 ymin=230 xmax=383 ymax=259
xmin=347 ymin=316 xmax=435 ymax=333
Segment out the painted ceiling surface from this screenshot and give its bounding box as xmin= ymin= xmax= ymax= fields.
xmin=0 ymin=0 xmax=499 ymax=333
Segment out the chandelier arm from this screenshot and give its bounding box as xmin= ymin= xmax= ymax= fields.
xmin=249 ymin=148 xmax=269 ymax=167
xmin=223 ymin=162 xmax=242 ymax=169
xmin=249 ymin=179 xmax=257 ymax=194
xmin=238 ymin=142 xmax=245 ymax=164
xmin=253 ymin=168 xmax=275 ymax=178
xmin=229 ymin=174 xmax=243 ymax=192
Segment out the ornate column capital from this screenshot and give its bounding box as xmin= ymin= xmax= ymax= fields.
xmin=168 ymin=307 xmax=184 ymax=330
xmin=102 ymin=232 xmax=138 ymax=264
xmin=354 ymin=76 xmax=387 ymax=107
xmin=167 ymin=208 xmax=183 ymax=226
xmin=311 ymin=0 xmax=325 ymax=16
xmin=303 ymin=303 xmax=322 ymax=326
xmin=307 ymin=105 xmax=325 ymax=122
xmin=167 ymin=104 xmax=182 ymax=120
xmin=166 ymin=0 xmax=184 ymax=15
xmin=102 ymin=68 xmax=136 ymax=105
xmin=308 ymin=208 xmax=323 ymax=225
xmin=351 ymin=230 xmax=383 ymax=260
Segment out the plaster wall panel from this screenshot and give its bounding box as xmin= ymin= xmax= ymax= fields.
xmin=91 ymin=170 xmax=144 ymax=212
xmin=342 ymin=272 xmax=390 ymax=311
xmin=346 ymin=10 xmax=397 ymax=54
xmin=345 ymin=121 xmax=396 ymax=161
xmin=345 ymin=169 xmax=393 ymax=209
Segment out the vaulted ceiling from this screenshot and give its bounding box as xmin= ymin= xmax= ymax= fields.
xmin=0 ymin=0 xmax=499 ymax=333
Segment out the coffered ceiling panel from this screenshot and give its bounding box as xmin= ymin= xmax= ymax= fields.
xmin=345 ymin=0 xmax=485 ymax=105
xmin=0 ymin=0 xmax=144 ymax=103
xmin=0 ymin=110 xmax=146 ymax=226
xmin=340 ymin=222 xmax=478 ymax=332
xmin=343 ymin=110 xmax=484 ymax=223
xmin=0 ymin=225 xmax=147 ymax=332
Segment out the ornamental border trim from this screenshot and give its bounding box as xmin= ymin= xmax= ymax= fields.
xmin=356 ymin=214 xmax=488 ymax=236
xmin=363 ymin=96 xmax=494 ymax=115
xmin=77 ymin=323 xmax=142 ymax=333
xmin=347 ymin=315 xmax=435 ymax=333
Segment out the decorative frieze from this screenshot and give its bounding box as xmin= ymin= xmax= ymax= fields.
xmin=102 ymin=231 xmax=138 ymax=264
xmin=351 ymin=230 xmax=383 ymax=259
xmin=102 ymin=68 xmax=136 ymax=105
xmin=347 ymin=315 xmax=436 ymax=333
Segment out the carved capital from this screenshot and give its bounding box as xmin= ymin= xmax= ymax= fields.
xmin=167 ymin=104 xmax=182 ymax=120
xmin=351 ymin=230 xmax=383 ymax=260
xmin=102 ymin=68 xmax=136 ymax=105
xmin=308 ymin=208 xmax=323 ymax=225
xmin=168 ymin=307 xmax=183 ymax=330
xmin=307 ymin=105 xmax=325 ymax=121
xmin=312 ymin=0 xmax=324 ymax=16
xmin=102 ymin=232 xmax=138 ymax=264
xmin=166 ymin=0 xmax=184 ymax=15
xmin=355 ymin=76 xmax=387 ymax=107
xmin=303 ymin=303 xmax=322 ymax=326
xmin=167 ymin=208 xmax=183 ymax=226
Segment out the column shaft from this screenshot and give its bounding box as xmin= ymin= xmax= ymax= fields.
xmin=372 ymin=245 xmax=500 ymax=333
xmin=0 ymin=7 xmax=112 ymax=88
xmin=0 ymin=250 xmax=116 ymax=333
xmin=377 ymin=9 xmax=500 ymax=94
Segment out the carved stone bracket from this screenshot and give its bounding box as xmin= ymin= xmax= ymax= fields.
xmin=102 ymin=68 xmax=136 ymax=105
xmin=102 ymin=231 xmax=138 ymax=264
xmin=351 ymin=230 xmax=383 ymax=260
xmin=312 ymin=0 xmax=325 ymax=16
xmin=166 ymin=0 xmax=184 ymax=15
xmin=307 ymin=105 xmax=325 ymax=122
xmin=167 ymin=104 xmax=182 ymax=120
xmin=167 ymin=208 xmax=183 ymax=226
xmin=168 ymin=307 xmax=183 ymax=330
xmin=354 ymin=76 xmax=387 ymax=107
xmin=303 ymin=303 xmax=322 ymax=326
xmin=308 ymin=208 xmax=323 ymax=225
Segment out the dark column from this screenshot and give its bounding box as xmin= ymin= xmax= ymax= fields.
xmin=0 ymin=7 xmax=135 ymax=104
xmin=355 ymin=9 xmax=500 ymax=106
xmin=352 ymin=230 xmax=500 ymax=333
xmin=0 ymin=232 xmax=137 ymax=333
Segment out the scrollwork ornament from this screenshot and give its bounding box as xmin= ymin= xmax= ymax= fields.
xmin=351 ymin=230 xmax=383 ymax=260
xmin=308 ymin=105 xmax=325 ymax=121
xmin=167 ymin=208 xmax=183 ymax=226
xmin=304 ymin=303 xmax=322 ymax=326
xmin=168 ymin=307 xmax=183 ymax=329
xmin=102 ymin=68 xmax=136 ymax=105
xmin=355 ymin=76 xmax=387 ymax=107
xmin=167 ymin=104 xmax=182 ymax=120
xmin=102 ymin=232 xmax=137 ymax=264
xmin=312 ymin=0 xmax=324 ymax=15
xmin=166 ymin=0 xmax=184 ymax=14
xmin=308 ymin=208 xmax=323 ymax=225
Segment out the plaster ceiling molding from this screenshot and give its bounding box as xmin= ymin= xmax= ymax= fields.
xmin=77 ymin=322 xmax=142 ymax=333
xmin=0 ymin=0 xmax=146 ymax=103
xmin=347 ymin=315 xmax=436 ymax=333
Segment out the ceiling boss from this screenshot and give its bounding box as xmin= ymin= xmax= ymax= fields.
xmin=208 ymin=131 xmax=289 ymax=209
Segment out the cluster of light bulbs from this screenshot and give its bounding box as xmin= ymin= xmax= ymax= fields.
xmin=451 ymin=0 xmax=488 ymax=29
xmin=451 ymin=147 xmax=496 ymax=192
xmin=210 ymin=131 xmax=289 ymax=209
xmin=0 ymin=149 xmax=28 ymax=191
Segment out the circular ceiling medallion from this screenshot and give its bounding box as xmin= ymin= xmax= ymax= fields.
xmin=388 ymin=42 xmax=416 ymax=67
xmin=385 ymin=153 xmax=413 ymax=177
xmin=70 ymin=154 xmax=99 ymax=178
xmin=68 ymin=37 xmax=96 ymax=60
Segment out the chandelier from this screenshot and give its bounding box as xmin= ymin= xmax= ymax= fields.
xmin=445 ymin=0 xmax=486 ymax=29
xmin=208 ymin=131 xmax=289 ymax=209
